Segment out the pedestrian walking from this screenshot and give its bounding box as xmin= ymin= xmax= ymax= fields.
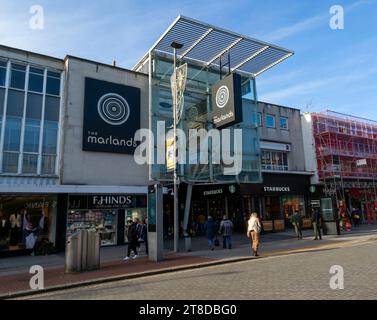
xmin=139 ymin=218 xmax=148 ymax=254
xmin=311 ymin=208 xmax=323 ymax=240
xmin=219 ymin=215 xmax=233 ymax=249
xmin=247 ymin=212 xmax=262 ymax=257
xmin=204 ymin=216 xmax=217 ymax=250
xmin=123 ymin=218 xmax=139 ymax=261
xmin=291 ymin=210 xmax=303 ymax=239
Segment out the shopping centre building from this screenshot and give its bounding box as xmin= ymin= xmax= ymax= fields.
xmin=2 ymin=15 xmax=373 ymax=257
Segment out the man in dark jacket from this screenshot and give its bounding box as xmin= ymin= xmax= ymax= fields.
xmin=204 ymin=216 xmax=217 ymax=250
xmin=139 ymin=218 xmax=148 ymax=254
xmin=124 ymin=218 xmax=139 ymax=261
xmin=311 ymin=208 xmax=323 ymax=240
xmin=219 ymin=215 xmax=234 ymax=249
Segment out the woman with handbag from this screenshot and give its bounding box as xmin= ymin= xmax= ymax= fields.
xmin=247 ymin=212 xmax=262 ymax=257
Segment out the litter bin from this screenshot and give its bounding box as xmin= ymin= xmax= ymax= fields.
xmin=65 ymin=230 xmax=84 ymax=273
xmin=87 ymin=230 xmax=100 ymax=270
xmin=65 ymin=229 xmax=101 ymax=273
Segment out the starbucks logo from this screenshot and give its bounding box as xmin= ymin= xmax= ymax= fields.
xmin=229 ymin=185 xmax=236 ymax=194
xmin=97 ymin=93 xmax=130 ymax=126
xmin=216 ymin=85 xmax=229 ymax=109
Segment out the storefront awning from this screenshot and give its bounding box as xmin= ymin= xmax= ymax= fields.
xmin=133 ymin=15 xmax=294 ymax=77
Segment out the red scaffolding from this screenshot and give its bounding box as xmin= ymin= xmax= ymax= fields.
xmin=311 ymin=110 xmax=377 ymax=223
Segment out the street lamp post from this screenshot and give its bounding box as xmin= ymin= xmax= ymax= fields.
xmin=171 ymin=41 xmax=183 ymax=253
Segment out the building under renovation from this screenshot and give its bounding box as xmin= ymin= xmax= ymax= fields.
xmin=302 ymin=111 xmax=377 ymax=224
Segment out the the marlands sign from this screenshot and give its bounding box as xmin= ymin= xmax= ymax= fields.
xmin=82 ymin=78 xmax=140 ymax=154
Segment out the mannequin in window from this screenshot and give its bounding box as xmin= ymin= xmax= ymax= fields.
xmin=9 ymin=212 xmax=22 ymax=246
xmin=0 ymin=210 xmax=9 ymax=242
xmin=23 ymin=209 xmax=45 ymax=251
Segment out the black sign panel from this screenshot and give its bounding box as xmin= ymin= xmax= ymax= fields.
xmin=82 ymin=78 xmax=140 ymax=154
xmin=211 ymin=73 xmax=243 ymax=129
xmin=68 ymin=195 xmax=146 ymax=210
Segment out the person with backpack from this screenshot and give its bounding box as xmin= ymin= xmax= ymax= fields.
xmin=219 ymin=215 xmax=234 ymax=249
xmin=123 ymin=217 xmax=139 ymax=261
xmin=247 ymin=212 xmax=262 ymax=257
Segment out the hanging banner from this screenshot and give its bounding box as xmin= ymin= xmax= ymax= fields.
xmin=166 ymin=136 xmax=175 ymax=171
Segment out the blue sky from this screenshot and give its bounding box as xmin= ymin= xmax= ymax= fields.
xmin=1 ymin=0 xmax=376 ymax=118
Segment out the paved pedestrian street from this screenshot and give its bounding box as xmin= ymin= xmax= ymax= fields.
xmin=22 ymin=240 xmax=377 ymax=300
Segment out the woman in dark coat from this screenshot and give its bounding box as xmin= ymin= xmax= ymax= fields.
xmin=204 ymin=216 xmax=217 ymax=251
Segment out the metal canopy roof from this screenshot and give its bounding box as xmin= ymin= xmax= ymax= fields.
xmin=133 ymin=15 xmax=294 ymax=77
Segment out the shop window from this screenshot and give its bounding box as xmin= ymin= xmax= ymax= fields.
xmin=67 ymin=210 xmax=118 ymax=246
xmin=10 ymin=63 xmax=26 ymax=90
xmin=266 ymin=115 xmax=275 ymax=128
xmin=0 ymin=60 xmax=6 ymax=87
xmin=46 ymin=71 xmax=61 ymax=96
xmin=280 ymin=117 xmax=288 ymax=130
xmin=28 ymin=67 xmax=44 ymax=93
xmin=0 ymin=196 xmax=57 ymax=253
xmin=282 ymin=195 xmax=306 ymax=220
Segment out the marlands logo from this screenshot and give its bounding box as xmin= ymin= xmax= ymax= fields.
xmin=97 ymin=93 xmax=130 ymax=126
xmin=216 ymin=85 xmax=229 ymax=109
xmin=87 ymin=131 xmax=137 ymax=148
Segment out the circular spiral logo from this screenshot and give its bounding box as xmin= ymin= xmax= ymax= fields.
xmin=216 ymin=85 xmax=230 ymax=109
xmin=97 ymin=93 xmax=130 ymax=126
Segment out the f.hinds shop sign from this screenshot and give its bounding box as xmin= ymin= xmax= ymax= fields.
xmin=82 ymin=78 xmax=140 ymax=154
xmin=211 ymin=73 xmax=243 ymax=129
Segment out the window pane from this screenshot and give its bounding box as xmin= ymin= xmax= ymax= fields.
xmin=22 ymin=153 xmax=38 ymax=174
xmin=257 ymin=113 xmax=262 ymax=126
xmin=26 ymin=93 xmax=43 ymax=119
xmin=24 ymin=119 xmax=40 ymax=152
xmin=44 ymin=96 xmax=60 ymax=121
xmin=280 ymin=117 xmax=288 ymax=129
xmin=3 ymin=116 xmax=22 ymax=151
xmin=0 ymin=64 xmax=6 ymax=87
xmin=41 ymin=155 xmax=56 ymax=174
xmin=42 ymin=121 xmax=58 ymax=154
xmin=2 ymin=152 xmax=19 ymax=173
xmin=46 ymin=72 xmax=60 ymax=96
xmin=0 ymin=88 xmax=5 ymax=115
xmin=28 ymin=72 xmax=44 ymax=93
xmin=7 ymin=89 xmax=25 ymax=117
xmin=10 ymin=63 xmax=26 ymax=89
xmin=266 ymin=115 xmax=275 ymax=128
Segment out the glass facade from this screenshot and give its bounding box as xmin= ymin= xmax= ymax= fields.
xmin=149 ymin=52 xmax=261 ymax=184
xmin=0 ymin=60 xmax=62 ymax=175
